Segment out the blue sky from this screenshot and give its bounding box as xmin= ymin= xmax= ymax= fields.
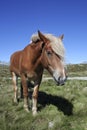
xmin=0 ymin=0 xmax=87 ymax=64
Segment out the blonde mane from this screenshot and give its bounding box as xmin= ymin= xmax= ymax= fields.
xmin=31 ymin=33 xmax=65 ymax=61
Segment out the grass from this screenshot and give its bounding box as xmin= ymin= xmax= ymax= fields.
xmin=0 ymin=78 xmax=87 ymax=130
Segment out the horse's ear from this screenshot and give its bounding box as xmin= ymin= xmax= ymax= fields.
xmin=59 ymin=34 xmax=64 ymax=40
xmin=38 ymin=30 xmax=48 ymax=43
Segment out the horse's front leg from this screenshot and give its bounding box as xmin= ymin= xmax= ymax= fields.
xmin=21 ymin=74 xmax=29 ymax=112
xmin=32 ymin=84 xmax=39 ymax=115
xmin=32 ymin=71 xmax=43 ymax=115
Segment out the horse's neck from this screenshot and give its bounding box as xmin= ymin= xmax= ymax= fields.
xmin=23 ymin=44 xmax=43 ymax=70
xmin=31 ymin=46 xmax=44 ymax=71
xmin=31 ymin=43 xmax=43 ymax=61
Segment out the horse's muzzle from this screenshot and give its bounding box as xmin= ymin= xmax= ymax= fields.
xmin=54 ymin=76 xmax=67 ymax=86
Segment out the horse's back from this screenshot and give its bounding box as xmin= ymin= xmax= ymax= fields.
xmin=10 ymin=51 xmax=22 ymax=76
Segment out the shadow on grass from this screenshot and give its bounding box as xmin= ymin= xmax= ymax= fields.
xmin=38 ymin=91 xmax=73 ymax=116
xmin=20 ymin=81 xmax=73 ymax=116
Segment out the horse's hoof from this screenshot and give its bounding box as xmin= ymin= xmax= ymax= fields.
xmin=25 ymin=108 xmax=30 ymax=113
xmin=24 ymin=105 xmax=30 ymax=113
xmin=32 ymin=108 xmax=37 ymax=116
xmin=32 ymin=111 xmax=37 ymax=116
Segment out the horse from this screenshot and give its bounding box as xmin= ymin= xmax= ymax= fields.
xmin=10 ymin=30 xmax=67 ymax=115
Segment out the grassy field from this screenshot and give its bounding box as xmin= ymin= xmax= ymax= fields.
xmin=0 ymin=76 xmax=87 ymax=130
xmin=0 ymin=63 xmax=87 ymax=130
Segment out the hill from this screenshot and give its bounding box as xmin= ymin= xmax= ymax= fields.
xmin=67 ymin=63 xmax=87 ymax=77
xmin=0 ymin=63 xmax=87 ymax=78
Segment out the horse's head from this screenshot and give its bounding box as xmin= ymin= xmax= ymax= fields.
xmin=31 ymin=31 xmax=67 ymax=85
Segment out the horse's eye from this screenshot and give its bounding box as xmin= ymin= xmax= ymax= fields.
xmin=47 ymin=51 xmax=52 ymax=56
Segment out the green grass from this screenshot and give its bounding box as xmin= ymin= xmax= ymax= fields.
xmin=0 ymin=78 xmax=87 ymax=130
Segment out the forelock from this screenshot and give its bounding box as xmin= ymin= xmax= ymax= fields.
xmin=44 ymin=34 xmax=65 ymax=61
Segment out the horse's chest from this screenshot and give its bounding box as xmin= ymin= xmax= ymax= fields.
xmin=27 ymin=71 xmax=38 ymax=80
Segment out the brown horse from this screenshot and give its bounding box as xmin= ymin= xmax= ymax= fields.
xmin=10 ymin=31 xmax=67 ymax=115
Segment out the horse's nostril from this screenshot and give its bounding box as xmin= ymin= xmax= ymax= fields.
xmin=58 ymin=76 xmax=61 ymax=81
xmin=54 ymin=75 xmax=67 ymax=86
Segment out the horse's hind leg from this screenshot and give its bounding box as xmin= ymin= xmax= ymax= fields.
xmin=12 ymin=72 xmax=18 ymax=103
xmin=20 ymin=82 xmax=23 ymax=99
